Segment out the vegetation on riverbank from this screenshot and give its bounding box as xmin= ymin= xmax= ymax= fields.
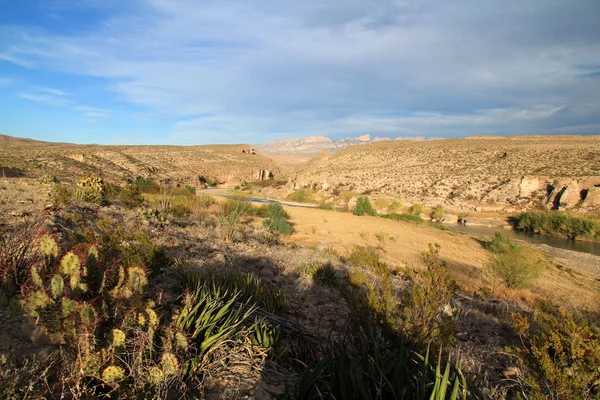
xmin=515 ymin=211 xmax=600 ymax=241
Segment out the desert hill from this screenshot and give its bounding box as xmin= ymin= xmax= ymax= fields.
xmin=289 ymin=135 xmax=600 ymax=212
xmin=0 ymin=134 xmax=278 ymax=186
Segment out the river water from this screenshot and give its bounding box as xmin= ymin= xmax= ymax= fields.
xmin=440 ymin=223 xmax=600 ymax=256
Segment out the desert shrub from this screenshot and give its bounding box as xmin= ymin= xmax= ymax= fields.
xmin=347 ymin=246 xmax=389 ymax=275
xmin=381 ymin=213 xmax=424 ymax=224
xmin=73 ymin=176 xmax=105 ymax=205
xmin=184 ymin=185 xmax=196 ymax=194
xmin=205 ymin=178 xmax=221 ymax=187
xmin=430 ymin=205 xmax=444 ymax=221
xmin=353 ymin=197 xmax=377 ymax=216
xmin=0 ymin=354 xmax=54 ymax=399
xmin=38 ymin=173 xmax=58 ymax=184
xmin=347 ymin=244 xmax=457 ymax=348
xmin=234 ymin=185 xmax=240 ymax=190
xmin=50 ymin=183 xmax=74 ymax=208
xmin=133 ymin=176 xmax=153 ymax=188
xmin=487 ymin=232 xmax=517 ymax=254
xmin=253 ymin=204 xmax=269 ymax=218
xmin=218 ymin=197 xmax=253 ymax=242
xmin=388 ymin=200 xmax=403 ymax=213
xmin=171 ymin=186 xmax=195 ymax=198
xmin=103 ymin=182 xmax=120 ymax=202
xmin=170 ymin=203 xmax=191 ymax=218
xmin=509 ymin=308 xmax=600 ymax=399
xmin=515 ymin=211 xmax=600 ymax=240
xmin=317 ymin=201 xmax=335 ymax=210
xmin=195 ymin=194 xmax=216 ymax=209
xmin=294 ymin=245 xmax=467 ymax=399
xmin=0 ymin=222 xmax=44 ymax=303
xmin=338 ymin=190 xmax=358 ymax=203
xmin=300 ymin=262 xmax=337 ymax=286
xmin=409 ymin=203 xmax=423 ymax=215
xmin=490 ymin=245 xmax=544 ymax=289
xmin=287 ymin=189 xmax=316 ymax=203
xmin=119 ymin=184 xmax=145 ymax=209
xmin=262 ymin=203 xmax=293 ymax=235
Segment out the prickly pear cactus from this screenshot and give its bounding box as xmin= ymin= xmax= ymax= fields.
xmin=40 ymin=235 xmax=58 ymax=258
xmin=75 ymin=176 xmax=105 ymax=205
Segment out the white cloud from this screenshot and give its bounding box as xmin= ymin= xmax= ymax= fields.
xmin=20 ymin=89 xmax=110 ymax=119
xmin=1 ymin=0 xmax=599 ymax=140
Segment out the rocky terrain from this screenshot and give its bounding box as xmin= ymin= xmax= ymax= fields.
xmin=287 ymin=135 xmax=600 ymax=213
xmin=0 ymin=134 xmax=278 ymax=187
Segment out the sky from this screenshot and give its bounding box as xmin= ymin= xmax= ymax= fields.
xmin=0 ymin=0 xmax=599 ymax=145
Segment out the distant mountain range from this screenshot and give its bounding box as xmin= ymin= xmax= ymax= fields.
xmin=255 ymin=134 xmax=426 ymax=155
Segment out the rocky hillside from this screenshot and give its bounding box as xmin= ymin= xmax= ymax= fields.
xmin=289 ymin=135 xmax=600 ymax=212
xmin=0 ymin=134 xmax=279 ymax=187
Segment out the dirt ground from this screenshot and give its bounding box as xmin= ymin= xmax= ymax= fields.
xmin=283 ymin=205 xmax=600 ymax=311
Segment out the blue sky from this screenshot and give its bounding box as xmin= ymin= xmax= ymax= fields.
xmin=1 ymin=0 xmax=599 ymax=145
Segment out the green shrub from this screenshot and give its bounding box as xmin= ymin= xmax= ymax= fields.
xmin=515 ymin=211 xmax=600 ymax=240
xmin=119 ymin=184 xmax=145 ymax=209
xmin=195 ymin=194 xmax=216 ymax=208
xmin=409 ymin=203 xmax=423 ymax=215
xmin=287 ymin=189 xmax=316 ymax=203
xmin=347 ymin=246 xmax=389 ymax=275
xmin=381 ymin=213 xmax=424 ymax=224
xmin=430 ymin=205 xmax=444 ymax=221
xmin=103 ymin=182 xmax=120 ymax=203
xmin=487 ymin=232 xmax=517 ymax=254
xmin=262 ymin=203 xmax=293 ymax=235
xmin=300 ymin=262 xmax=337 ymax=286
xmin=50 ymin=183 xmax=73 ymax=207
xmin=170 ymin=204 xmax=191 ymax=218
xmin=490 ymin=245 xmax=544 ymax=289
xmin=184 ymin=185 xmax=196 ymax=194
xmin=353 ymin=197 xmax=377 ymax=216
xmin=510 ymin=309 xmax=600 ymax=399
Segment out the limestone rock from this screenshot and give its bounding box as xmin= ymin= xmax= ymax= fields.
xmin=582 ymin=186 xmax=600 ymax=209
xmin=558 ymin=181 xmax=580 ymax=209
xmin=347 ymin=197 xmax=358 ymax=211
xmin=321 ymin=182 xmax=330 ymax=191
xmin=519 ymin=176 xmax=540 ymax=198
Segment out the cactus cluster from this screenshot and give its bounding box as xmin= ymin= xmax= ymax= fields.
xmin=74 ymin=176 xmax=105 ymax=205
xmin=20 ymin=235 xmax=190 ymax=393
xmin=140 ymin=207 xmax=169 ymax=227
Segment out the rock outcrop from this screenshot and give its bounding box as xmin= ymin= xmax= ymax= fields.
xmin=257 ymin=170 xmax=273 ymax=180
xmin=581 ymin=186 xmax=600 ymax=209
xmin=519 ymin=176 xmax=540 ymax=198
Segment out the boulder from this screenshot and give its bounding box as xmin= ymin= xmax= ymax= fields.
xmin=347 ymin=197 xmax=358 ymax=211
xmin=321 ymin=182 xmax=330 ymax=191
xmin=558 ymin=181 xmax=580 ymax=209
xmin=582 ymin=186 xmax=600 ymax=209
xmin=519 ymin=176 xmax=540 ymax=198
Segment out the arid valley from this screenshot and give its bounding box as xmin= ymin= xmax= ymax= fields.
xmin=1 ymin=133 xmax=600 ymax=399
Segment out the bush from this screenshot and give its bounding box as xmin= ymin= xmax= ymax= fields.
xmin=347 ymin=246 xmax=389 ymax=275
xmin=262 ymin=203 xmax=293 ymax=235
xmin=380 ymin=213 xmax=424 ymax=224
xmin=300 ymin=262 xmax=336 ymax=286
xmin=50 ymin=183 xmax=73 ymax=207
xmin=490 ymin=245 xmax=544 ymax=289
xmin=184 ymin=185 xmax=196 ymax=194
xmin=119 ymin=184 xmax=145 ymax=209
xmin=509 ymin=308 xmax=600 ymax=399
xmin=37 ymin=173 xmax=58 ymax=184
xmin=430 ymin=205 xmax=444 ymax=221
xmin=287 ymin=189 xmax=316 ymax=203
xmin=515 ymin=211 xmax=600 ymax=240
xmin=170 ymin=204 xmax=191 ymax=218
xmin=409 ymin=203 xmax=423 ymax=215
xmin=487 ymin=232 xmax=517 ymax=254
xmin=353 ymin=197 xmax=377 ymax=216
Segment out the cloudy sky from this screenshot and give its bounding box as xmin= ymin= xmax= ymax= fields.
xmin=1 ymin=0 xmax=599 ymax=144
